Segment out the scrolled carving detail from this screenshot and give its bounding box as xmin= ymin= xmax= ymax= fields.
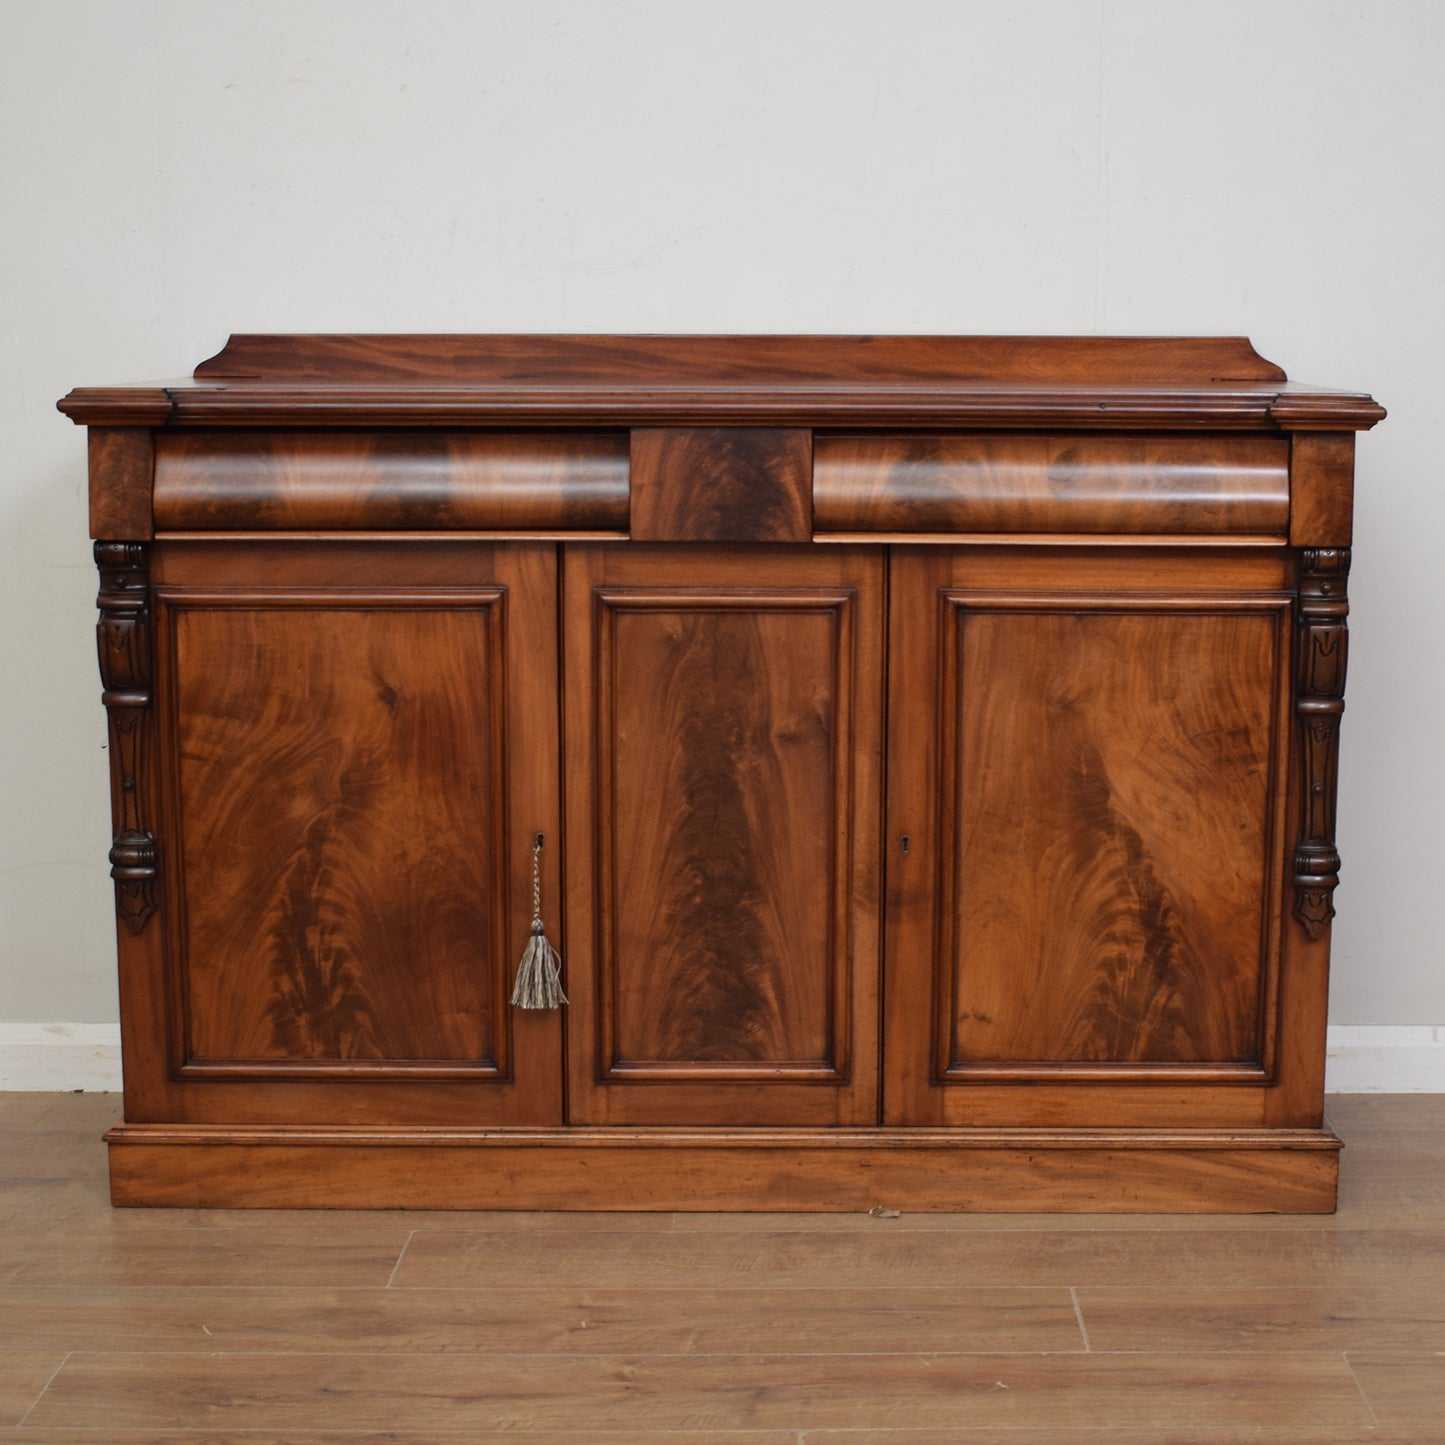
xmin=95 ymin=540 xmax=157 ymax=932
xmin=1293 ymin=548 xmax=1349 ymax=938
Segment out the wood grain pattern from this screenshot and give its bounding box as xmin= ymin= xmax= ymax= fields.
xmin=0 ymin=1353 xmax=65 ymax=1428
xmin=630 ymin=428 xmax=811 ymax=542
xmin=606 ymin=601 xmax=838 ymax=1069
xmin=60 ymin=336 xmax=1387 ymax=431
xmin=22 ymin=1350 xmax=1372 ymax=1433
xmin=102 ymin=1129 xmax=1339 ymax=1212
xmin=1078 ymin=1283 xmax=1445 ymax=1352
xmin=563 ymin=545 xmax=883 ymax=1127
xmin=136 ymin=543 xmax=563 ymax=1128
xmin=0 ymin=1283 xmax=1082 ymax=1355
xmin=9 ymin=1092 xmax=1439 ymax=1438
xmin=87 ymin=428 xmax=154 ymax=539
xmin=169 ymin=599 xmax=507 ymax=1069
xmin=814 ymin=433 xmax=1290 ymax=535
xmin=153 ymin=431 xmax=628 ymax=531
xmin=883 ymin=549 xmax=1301 ymax=1129
xmin=1290 ymin=432 xmax=1356 ymax=545
xmin=1344 ymin=1353 xmax=1445 ymax=1434
xmin=940 ymin=601 xmax=1286 ymax=1073
xmin=190 ymin=333 xmax=1292 ymax=384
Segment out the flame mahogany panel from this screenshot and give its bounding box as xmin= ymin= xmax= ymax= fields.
xmin=169 ymin=600 xmax=508 ymax=1071
xmin=630 ymin=428 xmax=812 ymax=542
xmin=814 ymin=434 xmax=1289 ymax=535
xmin=563 ymin=545 xmax=884 ymax=1127
xmin=940 ymin=600 xmax=1289 ymax=1075
xmin=145 ymin=542 xmax=564 ymax=1127
xmin=153 ymin=431 xmax=629 ymax=532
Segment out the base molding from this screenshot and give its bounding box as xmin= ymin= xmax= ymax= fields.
xmin=105 ymin=1123 xmax=1342 ymax=1213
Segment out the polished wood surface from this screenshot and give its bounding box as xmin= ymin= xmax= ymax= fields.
xmin=87 ymin=427 xmax=153 ymax=539
xmin=189 ymin=332 xmax=1292 ymax=383
xmin=103 ymin=1127 xmax=1339 ymax=1211
xmin=629 ymin=427 xmax=811 ymax=541
xmin=153 ymin=430 xmax=629 ymax=531
xmin=59 ymin=337 xmax=1383 ymax=1211
xmin=168 ymin=602 xmax=508 ymax=1070
xmin=814 ymin=433 xmax=1289 ymax=534
xmin=939 ymin=602 xmax=1285 ymax=1071
xmin=140 ymin=543 xmax=563 ymax=1127
xmin=563 ymin=545 xmax=884 ymax=1126
xmin=58 ymin=334 xmax=1387 ymax=430
xmin=1290 ymin=432 xmax=1357 ymax=545
xmin=883 ymin=548 xmax=1298 ymax=1128
xmin=2 ymin=1092 xmax=1441 ymax=1441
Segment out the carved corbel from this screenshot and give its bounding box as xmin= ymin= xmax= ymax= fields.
xmin=95 ymin=541 xmax=157 ymax=932
xmin=1293 ymin=548 xmax=1349 ymax=938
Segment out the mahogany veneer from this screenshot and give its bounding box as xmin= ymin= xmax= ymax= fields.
xmin=59 ymin=335 xmax=1384 ymax=1211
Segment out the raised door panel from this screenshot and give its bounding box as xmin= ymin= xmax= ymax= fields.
xmin=144 ymin=541 xmax=562 ymax=1126
xmin=564 ymin=545 xmax=884 ymax=1126
xmin=884 ymin=548 xmax=1294 ymax=1128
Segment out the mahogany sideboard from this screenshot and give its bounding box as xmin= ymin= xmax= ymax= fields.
xmin=59 ymin=335 xmax=1384 ymax=1211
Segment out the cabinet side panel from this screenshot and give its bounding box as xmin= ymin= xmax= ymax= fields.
xmin=946 ymin=604 xmax=1283 ymax=1070
xmin=168 ymin=600 xmax=509 ymax=1072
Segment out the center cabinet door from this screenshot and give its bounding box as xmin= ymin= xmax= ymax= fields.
xmin=563 ymin=545 xmax=885 ymax=1126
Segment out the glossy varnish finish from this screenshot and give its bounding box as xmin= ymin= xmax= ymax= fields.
xmin=941 ymin=601 xmax=1287 ymax=1073
xmin=630 ymin=428 xmax=812 ymax=542
xmin=153 ymin=430 xmax=629 ymax=532
xmin=141 ymin=542 xmax=563 ymax=1128
xmin=813 ymin=433 xmax=1290 ymax=535
xmin=57 ymin=336 xmax=1384 ymax=1209
xmin=563 ymin=545 xmax=884 ymax=1127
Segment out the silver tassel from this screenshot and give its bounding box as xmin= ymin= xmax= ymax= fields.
xmin=512 ymin=836 xmax=567 ymax=1009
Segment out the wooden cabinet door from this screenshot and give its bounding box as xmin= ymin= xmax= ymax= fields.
xmin=884 ymin=547 xmax=1297 ymax=1128
xmin=563 ymin=545 xmax=885 ymax=1126
xmin=140 ymin=541 xmax=562 ymax=1126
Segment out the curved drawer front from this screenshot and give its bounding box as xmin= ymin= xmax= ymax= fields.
xmin=154 ymin=431 xmax=630 ymax=530
xmin=813 ymin=434 xmax=1290 ymax=536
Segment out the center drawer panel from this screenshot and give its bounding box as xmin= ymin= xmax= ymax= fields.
xmin=813 ymin=433 xmax=1290 ymax=536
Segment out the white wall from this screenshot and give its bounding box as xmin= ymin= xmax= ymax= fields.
xmin=2 ymin=1 xmax=1441 ymax=1037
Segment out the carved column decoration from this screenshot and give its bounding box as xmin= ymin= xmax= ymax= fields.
xmin=95 ymin=541 xmax=157 ymax=932
xmin=1293 ymin=547 xmax=1349 ymax=938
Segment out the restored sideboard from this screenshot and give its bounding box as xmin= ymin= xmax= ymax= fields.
xmin=59 ymin=335 xmax=1384 ymax=1211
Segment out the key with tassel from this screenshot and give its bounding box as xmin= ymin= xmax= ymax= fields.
xmin=512 ymin=833 xmax=567 ymax=1009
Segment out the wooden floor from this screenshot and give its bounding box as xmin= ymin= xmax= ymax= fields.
xmin=0 ymin=1094 xmax=1442 ymax=1442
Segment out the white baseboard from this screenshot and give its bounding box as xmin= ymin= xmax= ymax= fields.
xmin=0 ymin=1023 xmax=122 ymax=1091
xmin=1324 ymin=1025 xmax=1445 ymax=1093
xmin=1 ymin=1022 xmax=1444 ymax=1093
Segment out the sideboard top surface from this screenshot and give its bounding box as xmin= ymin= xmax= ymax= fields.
xmin=57 ymin=334 xmax=1385 ymax=432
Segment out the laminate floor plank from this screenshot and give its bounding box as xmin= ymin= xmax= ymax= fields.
xmin=1078 ymin=1281 xmax=1445 ymax=1352
xmin=0 ymin=1093 xmax=1442 ymax=1440
xmin=0 ymin=1433 xmax=801 ymax=1444
xmin=800 ymin=1431 xmax=1430 ymax=1444
xmin=0 ymin=1227 xmax=405 ymax=1288
xmin=0 ymin=1354 xmax=65 ymax=1429
xmin=394 ymin=1225 xmax=1445 ymax=1291
xmin=0 ymin=1434 xmax=800 ymax=1444
xmin=25 ymin=1350 xmax=1370 ymax=1432
xmin=0 ymin=1133 xmax=109 ymax=1183
xmin=0 ymin=1283 xmax=1082 ymax=1354
xmin=0 ymin=1181 xmax=675 ymax=1235
xmin=1346 ymin=1352 xmax=1445 ymax=1433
